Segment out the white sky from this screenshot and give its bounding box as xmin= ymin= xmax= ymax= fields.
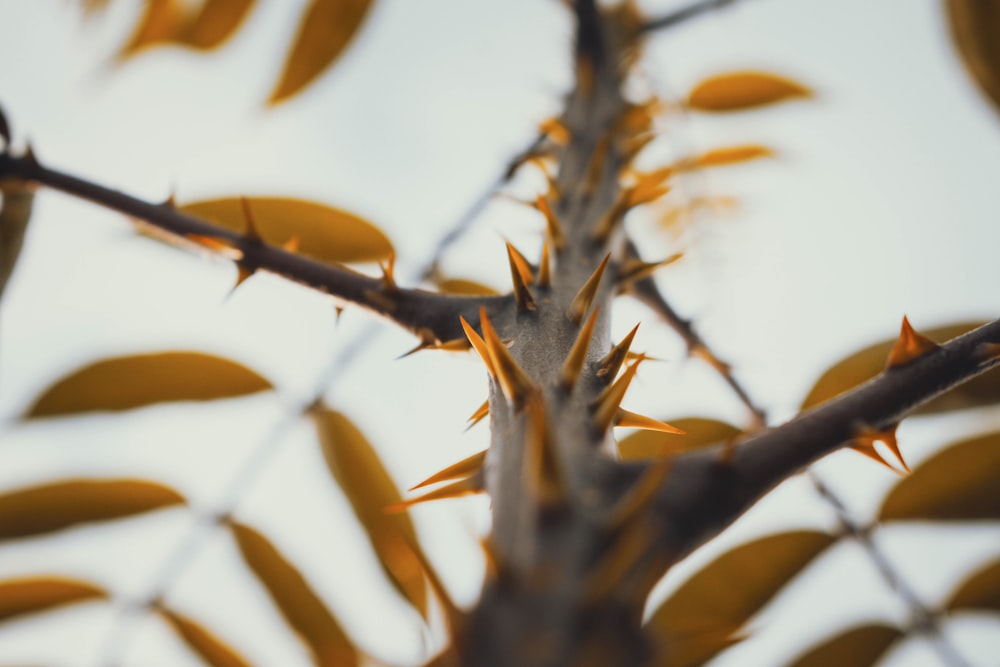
xmin=1 ymin=0 xmax=999 ymax=666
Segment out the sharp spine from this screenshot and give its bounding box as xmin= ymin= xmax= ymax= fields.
xmin=567 ymin=254 xmax=611 ymax=324
xmin=598 ymin=323 xmax=640 ymax=379
xmin=507 ymin=243 xmax=537 ymax=311
xmin=560 ymin=308 xmax=600 ymax=391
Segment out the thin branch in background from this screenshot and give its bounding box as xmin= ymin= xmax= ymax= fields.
xmin=641 ymin=0 xmax=743 ymax=33
xmin=809 ymin=472 xmax=970 ymax=667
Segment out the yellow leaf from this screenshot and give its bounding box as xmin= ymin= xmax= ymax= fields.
xmin=268 ymin=0 xmax=375 ymax=105
xmin=0 ymin=178 xmax=35 ymax=302
xmin=0 ymin=479 xmax=185 ymax=540
xmin=434 ymin=278 xmax=499 ymax=296
xmin=879 ymin=431 xmax=1000 ymax=521
xmin=651 ymin=626 xmax=744 ymax=667
xmin=230 ymin=522 xmax=358 ymax=666
xmin=311 ymin=408 xmax=429 ymax=619
xmin=618 ymin=418 xmax=742 ymax=461
xmin=159 ymin=607 xmax=254 ymax=667
xmin=801 ymin=321 xmax=1000 ymax=413
xmin=646 ymin=531 xmax=835 ymax=640
xmin=946 ymin=556 xmax=1000 ymax=613
xmin=687 ymin=72 xmax=811 ymax=112
xmin=0 ymin=577 xmax=106 ymax=623
xmin=181 ymin=197 xmax=393 ymax=264
xmin=946 ymin=0 xmax=1000 ymax=115
xmin=26 ymin=351 xmax=272 ymax=418
xmin=118 ymin=0 xmax=255 ymax=57
xmin=787 ymin=624 xmax=902 ymax=667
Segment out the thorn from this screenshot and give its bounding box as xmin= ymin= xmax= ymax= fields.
xmin=592 ymin=361 xmax=640 ymax=433
xmin=186 ymin=233 xmax=239 ymax=257
xmin=334 ymin=306 xmax=344 ymax=323
xmin=506 ymin=243 xmax=537 ymax=312
xmin=465 ymin=399 xmax=489 ymax=430
xmin=539 ymin=117 xmax=570 ymax=145
xmin=239 ymin=197 xmax=264 ymax=243
xmin=886 ymin=316 xmax=940 ymax=369
xmin=398 ymin=328 xmax=438 ymax=359
xmin=605 ymin=460 xmax=671 ymax=529
xmin=567 ymin=254 xmax=610 ymax=325
xmin=538 ymin=240 xmax=553 ymax=289
xmin=614 ymin=410 xmax=685 ymax=435
xmin=409 ymin=450 xmax=488 ymax=491
xmin=560 ymin=308 xmax=600 ymax=391
xmin=851 ymin=424 xmax=907 ymax=472
xmin=23 ymin=143 xmax=38 ymax=165
xmin=622 ymin=133 xmax=656 ymax=163
xmin=598 ymin=324 xmax=640 ymax=379
xmin=583 ymin=136 xmax=610 ymax=196
xmin=161 ymin=193 xmax=177 ymax=209
xmin=427 ymin=338 xmax=472 ymax=352
xmin=527 ymin=156 xmax=560 ymax=196
xmin=535 ymin=196 xmax=566 ymax=250
xmin=524 ymin=394 xmax=564 ymax=504
xmin=480 ymin=307 xmax=535 ymax=406
xmin=232 ymin=263 xmax=255 ymax=291
xmin=626 ymin=182 xmax=671 ymax=209
xmin=460 ymin=315 xmax=497 ymax=379
xmin=379 ymin=252 xmax=398 ymax=292
xmin=386 ymin=474 xmax=484 ymax=513
xmin=281 ymin=235 xmax=300 ymax=253
xmin=591 ymin=193 xmax=630 ymax=242
xmin=977 ymin=342 xmax=1000 ymax=363
xmin=617 ymin=253 xmax=683 ymax=286
xmin=505 ymin=242 xmax=534 ymax=285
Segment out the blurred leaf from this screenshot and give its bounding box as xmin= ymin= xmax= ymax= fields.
xmin=946 ymin=0 xmax=1000 ymax=115
xmin=160 ymin=607 xmax=253 ymax=667
xmin=618 ymin=418 xmax=742 ymax=461
xmin=230 ymin=522 xmax=358 ymax=666
xmin=652 ymin=626 xmax=744 ymax=667
xmin=0 ymin=577 xmax=106 ymax=623
xmin=686 ymin=72 xmax=811 ymax=112
xmin=26 ymin=351 xmax=272 ymax=418
xmin=787 ymin=624 xmax=902 ymax=667
xmin=801 ymin=321 xmax=1000 ymax=412
xmin=0 ymin=179 xmax=35 ymax=302
xmin=947 ymin=555 xmax=1000 ymax=613
xmin=311 ymin=408 xmax=429 ymax=619
xmin=119 ymin=0 xmax=255 ymax=56
xmin=647 ymin=531 xmax=835 ymax=640
xmin=680 ymin=145 xmax=774 ymax=170
xmin=435 ymin=278 xmax=499 ymax=296
xmin=880 ymin=431 xmax=1000 ymax=521
xmin=268 ymin=0 xmax=375 ymax=105
xmin=182 ymin=197 xmax=393 ymax=264
xmin=0 ymin=479 xmax=185 ymax=540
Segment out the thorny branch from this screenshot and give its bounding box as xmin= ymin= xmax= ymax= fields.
xmin=641 ymin=0 xmax=744 ymax=33
xmin=0 ymin=150 xmax=513 ymax=345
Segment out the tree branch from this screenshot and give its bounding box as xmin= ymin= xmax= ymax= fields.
xmin=626 ymin=255 xmax=766 ymax=427
xmin=0 ymin=150 xmax=512 ymax=344
xmin=641 ymin=317 xmax=1000 ymax=563
xmin=640 ymin=0 xmax=743 ymax=33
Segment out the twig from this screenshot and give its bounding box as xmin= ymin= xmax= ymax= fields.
xmin=640 ymin=0 xmax=743 ymax=33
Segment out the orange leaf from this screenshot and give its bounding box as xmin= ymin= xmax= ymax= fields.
xmin=182 ymin=197 xmax=393 ymax=264
xmin=311 ymin=407 xmax=429 ymax=619
xmin=801 ymin=321 xmax=1000 ymax=413
xmin=946 ymin=556 xmax=1000 ymax=613
xmin=946 ymin=0 xmax=1000 ymax=115
xmin=0 ymin=577 xmax=106 ymax=623
xmin=434 ymin=278 xmax=499 ymax=296
xmin=0 ymin=178 xmax=34 ymax=302
xmin=0 ymin=479 xmax=185 ymax=540
xmin=787 ymin=624 xmax=902 ymax=667
xmin=679 ymin=145 xmax=774 ymax=170
xmin=26 ymin=351 xmax=272 ymax=418
xmin=230 ymin=522 xmax=358 ymax=666
xmin=618 ymin=418 xmax=742 ymax=461
xmin=879 ymin=431 xmax=1000 ymax=521
xmin=268 ymin=0 xmax=375 ymax=105
xmin=646 ymin=531 xmax=835 ymax=640
xmin=687 ymin=71 xmax=811 ymax=112
xmin=118 ymin=0 xmax=254 ymax=57
xmin=159 ymin=607 xmax=253 ymax=667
